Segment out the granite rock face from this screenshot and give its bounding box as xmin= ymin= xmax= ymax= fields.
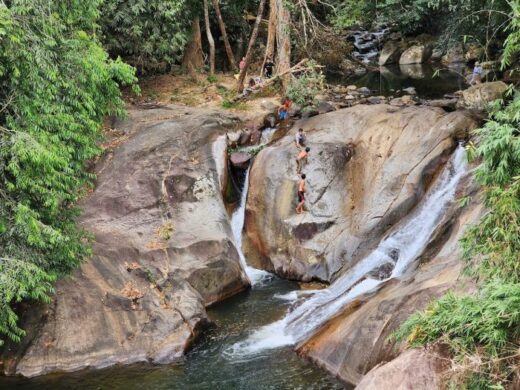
xmin=457 ymin=81 xmax=509 ymax=112
xmin=244 ymin=104 xmax=477 ymax=282
xmin=355 ymin=346 xmax=449 ymax=390
xmin=2 ymin=105 xmax=249 ymax=377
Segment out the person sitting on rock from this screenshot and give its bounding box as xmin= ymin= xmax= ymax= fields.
xmin=296 ymin=174 xmax=307 ymax=214
xmin=295 ymin=128 xmax=306 ymax=148
xmin=296 ymin=147 xmax=310 ymax=174
xmin=470 ymin=62 xmax=482 ymax=85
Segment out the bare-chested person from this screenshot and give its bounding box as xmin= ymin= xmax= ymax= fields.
xmin=296 ymin=174 xmax=306 ymax=214
xmin=296 ymin=147 xmax=310 ymax=174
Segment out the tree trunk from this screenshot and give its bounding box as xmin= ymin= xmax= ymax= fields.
xmin=181 ymin=17 xmax=204 ymax=73
xmin=275 ymin=0 xmax=291 ymax=89
xmin=262 ymin=0 xmax=277 ymax=73
xmin=211 ymin=0 xmax=237 ymax=71
xmin=236 ymin=0 xmax=267 ymax=93
xmin=203 ymin=0 xmax=215 ymax=75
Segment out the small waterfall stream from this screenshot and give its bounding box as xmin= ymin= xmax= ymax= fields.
xmin=230 ymin=167 xmax=271 ymax=286
xmin=225 ymin=145 xmax=468 ymax=356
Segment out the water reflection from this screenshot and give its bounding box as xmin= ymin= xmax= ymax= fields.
xmin=0 ymin=277 xmax=346 ymax=390
xmin=329 ymin=63 xmax=468 ymax=99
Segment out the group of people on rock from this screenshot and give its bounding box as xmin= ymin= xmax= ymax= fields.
xmin=237 ymin=56 xmax=311 ymax=215
xmin=294 ymin=128 xmax=308 ymax=214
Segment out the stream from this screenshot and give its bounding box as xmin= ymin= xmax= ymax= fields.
xmin=1 ymin=167 xmax=345 ymax=390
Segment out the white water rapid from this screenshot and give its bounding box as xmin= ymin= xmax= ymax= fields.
xmin=225 ymin=145 xmax=468 ymax=357
xmin=231 ymin=168 xmax=272 ymax=286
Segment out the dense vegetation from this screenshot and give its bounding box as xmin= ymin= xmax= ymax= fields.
xmin=0 ymin=0 xmax=136 ymax=346
xmin=101 ymin=0 xmax=191 ymax=73
xmin=394 ymin=3 xmax=520 ymax=388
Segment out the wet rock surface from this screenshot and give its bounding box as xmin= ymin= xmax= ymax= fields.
xmin=2 ymin=105 xmax=249 ymax=377
xmin=244 ymin=104 xmax=477 ymax=282
xmin=300 ymin=191 xmax=484 ymax=386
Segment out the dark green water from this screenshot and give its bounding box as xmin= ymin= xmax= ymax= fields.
xmin=0 ymin=277 xmax=346 ymax=390
xmin=329 ymin=63 xmax=468 ymax=99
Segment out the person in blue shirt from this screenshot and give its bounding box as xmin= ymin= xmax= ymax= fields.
xmin=470 ymin=62 xmax=482 ymax=85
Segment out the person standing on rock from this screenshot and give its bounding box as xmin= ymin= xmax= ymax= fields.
xmin=295 ymin=128 xmax=306 ymax=148
xmin=296 ymin=174 xmax=307 ymax=214
xmin=296 ymin=147 xmax=310 ymax=174
xmin=470 ymin=62 xmax=482 ymax=85
xmin=278 ymin=104 xmax=289 ymax=126
xmin=264 ymin=57 xmax=274 ymax=78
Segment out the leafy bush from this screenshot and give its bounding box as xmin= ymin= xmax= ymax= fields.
xmin=207 ymin=74 xmax=218 ymax=83
xmin=0 ymin=0 xmax=137 ymax=345
xmin=286 ymin=60 xmax=326 ymax=107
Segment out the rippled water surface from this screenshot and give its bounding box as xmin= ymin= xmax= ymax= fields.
xmin=0 ymin=277 xmax=346 ymax=390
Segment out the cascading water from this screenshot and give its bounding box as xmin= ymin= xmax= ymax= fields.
xmin=231 ymin=167 xmax=271 ymax=286
xmin=225 ymin=145 xmax=468 ymax=357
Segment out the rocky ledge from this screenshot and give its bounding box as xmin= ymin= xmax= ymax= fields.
xmin=1 ymin=105 xmax=249 ymax=377
xmin=244 ymin=104 xmax=478 ymax=282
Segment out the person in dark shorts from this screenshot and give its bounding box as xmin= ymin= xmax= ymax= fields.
xmin=264 ymin=57 xmax=274 ymax=78
xmin=296 ymin=174 xmax=306 ymax=214
xmin=296 ymin=147 xmax=310 ymax=174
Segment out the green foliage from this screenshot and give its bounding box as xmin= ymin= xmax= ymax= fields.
xmin=502 ymin=1 xmax=520 ymax=67
xmin=461 ymin=92 xmax=520 ymax=283
xmin=207 ymin=74 xmax=218 ymax=83
xmin=0 ymin=0 xmax=137 ymax=346
xmin=286 ymin=60 xmax=326 ymax=107
xmin=393 ymin=281 xmax=520 ymax=389
xmin=329 ymin=0 xmax=512 ymax=52
xmin=100 ymin=0 xmax=191 ymax=73
xmin=329 ymin=0 xmax=376 ymax=29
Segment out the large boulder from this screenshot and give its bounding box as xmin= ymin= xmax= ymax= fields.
xmin=379 ymin=41 xmax=404 ymax=66
xmin=355 ymin=347 xmax=449 ymax=390
xmin=400 ymin=41 xmax=434 ymax=64
xmin=457 ymin=81 xmax=509 ymax=111
xmin=2 ymin=106 xmax=249 ymax=377
xmin=300 ymin=194 xmax=484 ymax=386
xmin=442 ymin=42 xmax=465 ymax=63
xmin=244 ymin=105 xmax=477 ymax=282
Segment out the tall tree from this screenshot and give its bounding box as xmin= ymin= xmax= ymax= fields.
xmin=182 ymin=16 xmax=204 ymax=72
xmin=211 ymin=0 xmax=237 ymax=70
xmin=262 ymin=0 xmax=277 ymax=74
xmin=276 ymin=0 xmax=291 ymax=88
xmin=237 ymin=0 xmax=267 ymax=92
xmin=203 ymin=0 xmax=215 ymax=75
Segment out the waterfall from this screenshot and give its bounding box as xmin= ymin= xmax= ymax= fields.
xmin=230 ymin=167 xmax=271 ymax=286
xmin=225 ymin=145 xmax=468 ymax=357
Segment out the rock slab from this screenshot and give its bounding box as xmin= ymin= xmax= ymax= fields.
xmin=2 ymin=105 xmax=249 ymax=377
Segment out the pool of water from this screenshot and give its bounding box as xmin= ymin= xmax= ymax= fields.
xmin=328 ymin=63 xmax=468 ymax=99
xmin=0 ymin=277 xmax=346 ymax=390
